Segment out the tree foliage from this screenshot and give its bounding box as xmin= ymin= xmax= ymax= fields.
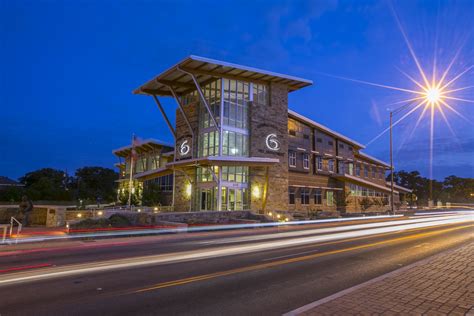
xmin=75 ymin=167 xmax=118 ymax=202
xmin=19 ymin=168 xmax=73 ymax=201
xmin=388 ymin=170 xmax=474 ymax=204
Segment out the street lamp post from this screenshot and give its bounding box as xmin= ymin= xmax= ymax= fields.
xmin=388 ymin=101 xmax=418 ymax=215
xmin=390 ymin=111 xmax=394 ymax=215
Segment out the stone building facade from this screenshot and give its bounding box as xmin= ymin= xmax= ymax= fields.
xmin=121 ymin=55 xmax=411 ymax=213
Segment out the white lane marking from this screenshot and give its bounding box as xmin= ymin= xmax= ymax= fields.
xmin=262 ymin=250 xmax=319 ymax=262
xmin=0 ymin=215 xmax=471 ymax=286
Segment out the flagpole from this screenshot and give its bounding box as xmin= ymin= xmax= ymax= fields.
xmin=127 ymin=133 xmax=135 ymax=209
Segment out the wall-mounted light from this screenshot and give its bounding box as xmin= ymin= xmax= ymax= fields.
xmin=185 ymin=183 xmax=192 ymax=198
xmin=97 ymin=211 xmax=103 ymax=216
xmin=77 ymin=213 xmax=82 ymax=218
xmin=252 ymin=186 xmax=261 ymax=198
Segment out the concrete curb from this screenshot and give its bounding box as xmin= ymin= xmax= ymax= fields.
xmin=283 ymin=242 xmax=471 ymax=316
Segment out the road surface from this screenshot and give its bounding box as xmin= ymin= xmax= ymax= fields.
xmin=0 ymin=211 xmax=472 ymax=315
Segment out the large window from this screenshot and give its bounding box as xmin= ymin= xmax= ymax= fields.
xmin=289 ymin=151 xmax=296 ymax=167
xmin=199 ymin=131 xmax=219 ymax=157
xmin=348 ymin=163 xmax=354 ymax=176
xmin=364 ymin=165 xmax=369 ymax=177
xmin=303 ymin=153 xmax=310 ymax=169
xmin=222 ymin=130 xmax=248 ymax=156
xmin=223 ymin=79 xmax=250 ymax=129
xmin=221 ymin=166 xmax=248 ymax=183
xmin=314 ymin=189 xmax=322 ymax=204
xmin=356 ymin=163 xmax=361 ymax=176
xmin=145 ymin=174 xmax=173 ymax=192
xmin=199 ymin=80 xmax=221 ymax=129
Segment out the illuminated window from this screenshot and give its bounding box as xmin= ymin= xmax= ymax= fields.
xmin=348 ymin=163 xmax=354 ymax=175
xmin=289 ymin=151 xmax=296 ymax=167
xmin=327 ymin=191 xmax=334 ymax=206
xmin=303 ymin=153 xmax=310 ymax=170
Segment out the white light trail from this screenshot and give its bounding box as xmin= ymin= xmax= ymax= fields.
xmin=0 ymin=214 xmax=471 ymax=287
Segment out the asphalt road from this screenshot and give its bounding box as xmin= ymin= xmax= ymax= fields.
xmin=0 ymin=213 xmax=472 ymax=316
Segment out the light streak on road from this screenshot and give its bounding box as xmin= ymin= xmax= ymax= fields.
xmin=1 ymin=214 xmax=403 ymax=245
xmin=196 ymin=214 xmax=472 ymax=245
xmin=0 ymin=214 xmax=471 ymax=287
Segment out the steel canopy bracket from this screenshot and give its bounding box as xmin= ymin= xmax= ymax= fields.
xmin=151 ymin=95 xmax=176 ymax=139
xmin=176 ymin=66 xmax=220 ymax=131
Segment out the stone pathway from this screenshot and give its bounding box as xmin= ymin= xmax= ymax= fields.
xmin=288 ymin=242 xmax=474 ymax=315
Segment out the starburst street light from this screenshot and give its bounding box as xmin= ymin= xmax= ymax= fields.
xmin=318 ymin=5 xmax=473 ymax=213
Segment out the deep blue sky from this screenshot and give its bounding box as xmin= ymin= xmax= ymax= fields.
xmin=1 ymin=0 xmax=473 ymax=180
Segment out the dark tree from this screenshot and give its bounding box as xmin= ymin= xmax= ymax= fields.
xmin=20 ymin=168 xmax=72 ymax=201
xmin=75 ymin=167 xmax=118 ymax=202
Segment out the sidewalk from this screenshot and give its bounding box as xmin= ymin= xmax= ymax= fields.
xmin=288 ymin=242 xmax=474 ymax=316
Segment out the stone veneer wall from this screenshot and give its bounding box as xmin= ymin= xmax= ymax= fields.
xmin=173 ymin=101 xmax=199 ymax=212
xmin=249 ymin=82 xmax=289 ymax=213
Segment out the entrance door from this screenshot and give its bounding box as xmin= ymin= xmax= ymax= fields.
xmin=200 ymin=189 xmax=214 ymax=211
xmin=224 ymin=188 xmax=244 ymax=211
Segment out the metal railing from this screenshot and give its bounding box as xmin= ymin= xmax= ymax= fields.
xmin=9 ymin=216 xmax=22 ymax=241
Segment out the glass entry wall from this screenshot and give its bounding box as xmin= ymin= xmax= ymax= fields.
xmin=190 ymin=78 xmax=267 ymax=210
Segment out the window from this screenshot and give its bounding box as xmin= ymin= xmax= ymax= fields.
xmin=289 ymin=151 xmax=296 ymax=167
xmin=348 ymin=146 xmax=353 ymax=152
xmin=327 ymin=191 xmax=334 ymax=206
xmin=289 ymin=188 xmax=295 ymax=204
xmin=145 ymin=174 xmax=173 ymax=192
xmin=199 ymin=131 xmax=219 ymax=157
xmin=222 ymin=130 xmax=248 ymax=156
xmin=303 ymin=134 xmax=310 ymax=139
xmin=328 ymin=141 xmax=334 ymax=146
xmin=221 ymin=166 xmax=248 ymax=183
xmin=372 ymin=167 xmax=376 ymax=178
xmin=356 ymin=164 xmax=361 ymax=176
xmin=364 ymin=165 xmax=369 ymax=177
xmin=316 ymin=138 xmax=322 ymax=143
xmin=253 ymin=83 xmax=268 ymax=106
xmin=339 ymin=144 xmax=344 ymax=149
xmin=301 ymin=188 xmax=310 ymax=204
xmin=328 ymin=159 xmax=335 ymax=172
xmin=289 ymin=129 xmax=296 ymax=136
xmin=223 ymin=79 xmax=250 ymax=129
xmin=348 ymin=163 xmax=354 ymax=176
xmin=314 ymin=189 xmax=322 ymax=204
xmin=338 ymin=160 xmax=345 ymax=174
xmin=316 ymin=156 xmax=323 ymax=171
xmin=303 ymin=153 xmax=310 ymax=169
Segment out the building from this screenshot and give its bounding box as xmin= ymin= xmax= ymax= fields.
xmin=0 ymin=176 xmax=24 ymax=190
xmin=113 ymin=139 xmax=174 ymax=207
xmin=117 ymin=55 xmax=410 ymax=213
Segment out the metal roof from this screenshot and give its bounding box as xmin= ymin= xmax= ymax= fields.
xmin=113 ymin=139 xmax=174 ymax=158
xmin=288 ymin=109 xmax=366 ymax=149
xmin=133 ymin=55 xmax=313 ymax=96
xmin=357 ymin=152 xmax=391 ymax=168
